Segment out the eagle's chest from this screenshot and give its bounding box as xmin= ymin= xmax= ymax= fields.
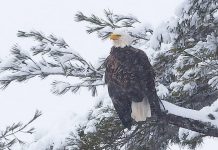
xmin=110 ymin=50 xmax=138 ymax=69
xmin=115 ymin=50 xmax=137 ymax=63
xmin=106 ymin=49 xmax=140 ymax=88
xmin=107 ymin=51 xmax=135 ymax=74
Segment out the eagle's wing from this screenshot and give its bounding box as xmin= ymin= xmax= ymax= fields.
xmin=105 ymin=53 xmax=133 ymax=129
xmin=133 ymin=48 xmax=161 ymax=116
xmin=107 ymin=83 xmax=132 ymax=129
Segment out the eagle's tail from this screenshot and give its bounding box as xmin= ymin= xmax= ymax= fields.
xmin=131 ymin=97 xmax=151 ymax=122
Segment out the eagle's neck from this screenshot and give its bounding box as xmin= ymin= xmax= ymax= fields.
xmin=113 ymin=45 xmax=131 ymax=49
xmin=110 ymin=46 xmax=141 ymax=56
xmin=111 ymin=46 xmax=132 ymax=52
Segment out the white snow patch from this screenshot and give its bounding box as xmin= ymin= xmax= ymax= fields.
xmin=157 ymin=84 xmax=169 ymax=98
xmin=179 ymin=128 xmax=201 ymax=141
xmin=209 ymin=76 xmax=218 ymax=89
xmin=163 ymin=99 xmax=218 ymax=130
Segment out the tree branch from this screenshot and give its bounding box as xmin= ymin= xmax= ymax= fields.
xmin=161 ymin=101 xmax=218 ymax=137
xmin=0 ymin=110 xmax=42 ymax=149
xmin=0 ymin=31 xmax=105 ymax=95
xmin=75 ymin=10 xmax=153 ymax=45
xmin=164 ymin=113 xmax=218 ymax=137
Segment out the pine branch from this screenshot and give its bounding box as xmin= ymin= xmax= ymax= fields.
xmin=51 ymin=80 xmax=105 ymax=96
xmin=163 ymin=113 xmax=218 ymax=137
xmin=0 ymin=31 xmax=105 ymax=95
xmin=75 ymin=10 xmax=153 ymax=45
xmin=161 ymin=100 xmax=218 ymax=137
xmin=0 ymin=110 xmax=41 ymax=149
xmin=75 ymin=10 xmax=140 ymax=30
xmin=17 ymin=31 xmax=69 ymax=48
xmin=75 ymin=10 xmax=141 ymax=39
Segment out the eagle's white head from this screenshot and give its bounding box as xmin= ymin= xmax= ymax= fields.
xmin=109 ymin=30 xmax=133 ymax=48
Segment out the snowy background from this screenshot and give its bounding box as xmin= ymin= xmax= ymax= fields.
xmin=0 ymin=0 xmax=218 ymax=149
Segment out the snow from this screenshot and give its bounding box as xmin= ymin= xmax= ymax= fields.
xmin=149 ymin=18 xmax=177 ymax=50
xmin=28 ymin=112 xmax=88 ymax=150
xmin=163 ymin=100 xmax=218 ymax=128
xmin=51 ymin=81 xmax=71 ymax=94
xmin=183 ymin=82 xmax=197 ymax=95
xmin=157 ymin=84 xmax=169 ymax=98
xmin=208 ymin=76 xmax=218 ymax=90
xmin=214 ymin=10 xmax=218 ymax=22
xmin=179 ymin=128 xmax=201 ymax=141
xmin=170 ymin=81 xmax=183 ymax=93
xmin=83 ymin=95 xmax=113 ymax=134
xmin=172 ymin=99 xmax=218 ymax=145
xmin=84 ymin=119 xmax=97 ymax=134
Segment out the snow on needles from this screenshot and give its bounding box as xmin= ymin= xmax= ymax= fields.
xmin=27 ymin=112 xmax=86 ymax=150
xmin=157 ymin=84 xmax=169 ymax=99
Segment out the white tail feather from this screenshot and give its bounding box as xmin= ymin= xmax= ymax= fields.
xmin=131 ymin=97 xmax=151 ymax=122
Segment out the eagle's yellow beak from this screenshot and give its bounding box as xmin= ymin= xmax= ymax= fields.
xmin=109 ymin=34 xmax=121 ymax=40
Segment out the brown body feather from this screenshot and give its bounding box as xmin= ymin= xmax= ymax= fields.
xmin=105 ymin=46 xmax=161 ymax=129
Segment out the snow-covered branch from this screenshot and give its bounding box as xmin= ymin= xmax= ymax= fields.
xmin=0 ymin=31 xmax=105 ymax=95
xmin=75 ymin=10 xmax=153 ymax=45
xmin=51 ymin=80 xmax=105 ymax=96
xmin=162 ymin=100 xmax=218 ymax=137
xmin=0 ymin=110 xmax=41 ymax=149
xmin=75 ymin=10 xmax=140 ymax=39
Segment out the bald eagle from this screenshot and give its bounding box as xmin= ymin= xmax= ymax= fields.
xmin=105 ymin=31 xmax=161 ymax=129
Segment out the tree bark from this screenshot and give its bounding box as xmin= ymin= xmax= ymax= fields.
xmin=161 ymin=112 xmax=218 ymax=137
xmin=158 ymin=99 xmax=218 ymax=137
